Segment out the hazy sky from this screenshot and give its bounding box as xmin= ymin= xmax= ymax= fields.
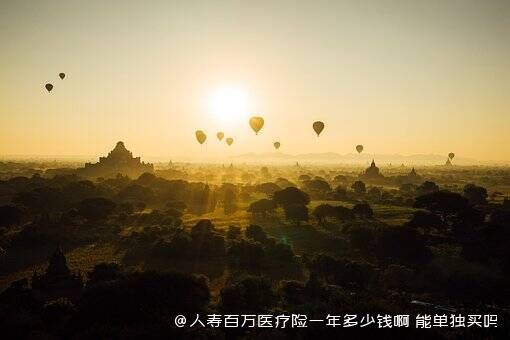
xmin=1 ymin=0 xmax=509 ymax=161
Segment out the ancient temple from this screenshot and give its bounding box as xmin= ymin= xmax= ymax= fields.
xmin=395 ymin=167 xmax=422 ymax=185
xmin=408 ymin=167 xmax=421 ymax=181
xmin=32 ymin=245 xmax=83 ymax=301
xmin=78 ymin=141 xmax=154 ymax=179
xmin=359 ymin=159 xmax=385 ymax=182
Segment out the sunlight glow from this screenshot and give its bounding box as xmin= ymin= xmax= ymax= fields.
xmin=206 ymin=86 xmax=252 ymax=126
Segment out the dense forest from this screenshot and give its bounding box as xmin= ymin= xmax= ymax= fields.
xmin=0 ymin=161 xmax=509 ymax=338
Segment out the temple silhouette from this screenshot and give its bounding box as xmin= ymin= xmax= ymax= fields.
xmin=359 ymin=159 xmax=385 ymax=182
xmin=395 ymin=167 xmax=422 ymax=185
xmin=78 ymin=141 xmax=153 ymax=179
xmin=407 ymin=167 xmax=421 ymax=182
xmin=32 ymin=245 xmax=83 ymax=301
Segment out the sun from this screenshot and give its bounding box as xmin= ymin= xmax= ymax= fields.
xmin=206 ymin=86 xmax=252 ymax=126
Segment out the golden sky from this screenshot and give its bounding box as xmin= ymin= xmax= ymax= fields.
xmin=1 ymin=1 xmax=509 ymax=161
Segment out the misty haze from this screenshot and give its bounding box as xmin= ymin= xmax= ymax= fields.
xmin=1 ymin=1 xmax=509 ymax=339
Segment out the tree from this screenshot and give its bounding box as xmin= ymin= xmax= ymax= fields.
xmin=162 ymin=207 xmax=184 ymax=226
xmin=275 ymin=177 xmax=295 ymax=189
xmin=219 ymin=276 xmax=276 ymax=314
xmin=0 ymin=205 xmax=21 ymax=228
xmin=463 ymin=184 xmax=488 ymax=205
xmin=333 ymin=186 xmax=348 ymax=200
xmin=133 ymin=201 xmax=146 ymax=212
xmin=301 ymin=179 xmax=331 ymax=198
xmin=351 ymin=180 xmax=366 ymax=195
xmin=62 ymin=180 xmax=98 ymax=204
xmin=265 ymin=242 xmax=296 ymax=265
xmin=452 ymin=206 xmax=485 ymax=237
xmin=165 ymin=200 xmax=187 ymax=212
xmin=255 ymin=182 xmax=281 ymax=197
xmin=489 ymin=209 xmax=510 ymax=227
xmin=247 ymin=199 xmax=277 ymax=217
xmin=190 ymin=219 xmax=216 ymax=238
xmin=313 ymin=204 xmax=354 ymax=224
xmin=117 ymin=202 xmax=134 ymax=216
xmin=414 ymin=190 xmax=470 ymax=224
xmin=381 ymin=264 xmax=415 ymax=290
xmin=260 ymin=167 xmax=270 ymax=179
xmin=314 ymin=175 xmax=327 ymax=182
xmin=273 ymin=187 xmax=310 ymax=207
xmin=245 ymin=224 xmax=267 ymax=243
xmin=136 ymin=172 xmax=158 ymax=186
xmin=283 ymin=205 xmax=309 ymax=225
xmin=333 ymin=175 xmax=347 ymax=185
xmin=461 ymin=222 xmax=510 ymax=271
xmin=352 ymin=202 xmax=374 ymax=219
xmin=348 ymin=226 xmax=375 ymax=253
xmin=78 ymin=271 xmax=210 ymax=328
xmin=309 ymin=254 xmax=377 ymax=290
xmin=227 ymin=239 xmax=265 ymax=269
xmin=13 ymin=187 xmax=63 ymax=214
xmin=416 ymin=181 xmax=439 ymax=196
xmin=87 ymin=263 xmax=122 ymax=286
xmin=239 ymin=187 xmax=254 ymax=203
xmin=241 ymin=172 xmax=255 ymax=183
xmin=78 ymin=197 xmax=116 ymax=222
xmin=298 ymin=174 xmax=311 ymax=182
xmin=405 ymin=210 xmax=444 ymax=234
xmin=367 ymin=187 xmax=382 ymax=201
xmin=375 ymin=226 xmax=432 ymax=265
xmin=335 ymin=205 xmax=355 ymax=221
xmin=504 ymin=198 xmax=510 ymax=210
xmin=226 ymin=225 xmax=242 ymax=239
xmin=188 ymin=220 xmax=225 ymax=259
xmin=399 ymin=183 xmax=417 ymax=194
xmin=116 ymin=184 xmax=154 ymax=204
xmin=312 ymin=204 xmax=337 ymax=225
xmin=223 ymin=187 xmax=237 ymax=215
xmin=189 ymin=184 xmax=214 ymax=215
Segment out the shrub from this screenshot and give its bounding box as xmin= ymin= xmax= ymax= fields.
xmin=247 ymin=199 xmax=277 ymax=217
xmin=352 ymin=202 xmax=373 ymax=219
xmin=375 ymin=226 xmax=432 ymax=265
xmin=219 ymin=276 xmax=276 ymax=314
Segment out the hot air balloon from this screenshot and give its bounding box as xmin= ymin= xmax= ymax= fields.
xmin=313 ymin=121 xmax=324 ymax=136
xmin=45 ymin=83 xmax=53 ymax=92
xmin=216 ymin=132 xmax=224 ymax=141
xmin=448 ymin=153 xmax=455 ymax=160
xmin=356 ymin=145 xmax=364 ymax=154
xmin=249 ymin=116 xmax=264 ymax=135
xmin=59 ymin=73 xmax=65 ymax=80
xmin=195 ymin=130 xmax=206 ymax=144
xmin=274 ymin=141 xmax=281 ymax=150
xmin=226 ymin=137 xmax=234 ymax=146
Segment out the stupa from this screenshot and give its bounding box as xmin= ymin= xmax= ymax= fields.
xmin=359 ymin=159 xmax=385 ymax=182
xmin=32 ymin=245 xmax=83 ymax=301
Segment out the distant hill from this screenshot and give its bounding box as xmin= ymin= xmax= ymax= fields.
xmin=232 ymin=152 xmax=481 ymax=165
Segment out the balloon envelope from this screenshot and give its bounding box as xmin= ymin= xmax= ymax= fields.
xmin=448 ymin=152 xmax=455 ymax=159
xmin=249 ymin=116 xmax=264 ymax=135
xmin=274 ymin=141 xmax=281 ymax=150
xmin=313 ymin=121 xmax=324 ymax=136
xmin=216 ymin=132 xmax=224 ymax=141
xmin=59 ymin=73 xmax=65 ymax=80
xmin=356 ymin=145 xmax=364 ymax=154
xmin=45 ymin=83 xmax=53 ymax=92
xmin=195 ymin=130 xmax=207 ymax=144
xmin=226 ymin=137 xmax=234 ymax=146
